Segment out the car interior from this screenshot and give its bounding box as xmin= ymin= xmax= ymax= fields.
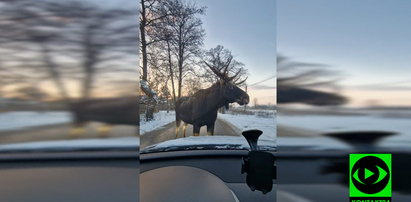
xmin=140 ymin=130 xmax=276 ymax=202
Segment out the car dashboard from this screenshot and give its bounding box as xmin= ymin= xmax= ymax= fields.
xmin=140 ymin=150 xmax=276 ymax=202
xmin=0 ymin=151 xmax=139 ymax=202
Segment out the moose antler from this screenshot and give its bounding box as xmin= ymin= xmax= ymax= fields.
xmin=203 ymin=58 xmax=247 ymax=86
xmin=203 ymin=54 xmax=233 ymax=77
xmin=227 ymin=68 xmax=242 ymax=82
xmin=203 ymin=61 xmax=226 ymax=80
xmin=227 ymin=64 xmax=248 ymax=85
xmin=233 ymin=76 xmax=248 ymax=85
xmin=203 ymin=45 xmax=248 ymax=85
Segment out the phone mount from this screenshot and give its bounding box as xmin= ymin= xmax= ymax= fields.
xmin=241 ymin=130 xmax=276 ymax=194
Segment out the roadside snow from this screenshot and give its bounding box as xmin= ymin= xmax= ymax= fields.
xmin=0 ymin=111 xmax=72 ymax=131
xmin=277 ymin=115 xmax=411 ymax=134
xmin=218 ymin=113 xmax=276 ymax=142
xmin=0 ymin=137 xmax=138 ymax=152
xmin=142 ymin=136 xmax=275 ymax=152
xmin=140 ymin=111 xmax=175 ymax=135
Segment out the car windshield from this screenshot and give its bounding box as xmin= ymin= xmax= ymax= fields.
xmin=3 ymin=0 xmax=408 ymax=156
xmin=0 ymin=0 xmax=139 ymax=153
xmin=277 ymin=0 xmax=411 ymax=153
xmin=139 ymin=0 xmax=276 ymax=153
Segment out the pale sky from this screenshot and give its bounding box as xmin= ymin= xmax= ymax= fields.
xmin=278 ymin=0 xmax=411 ymax=107
xmin=196 ymin=0 xmax=276 ymax=106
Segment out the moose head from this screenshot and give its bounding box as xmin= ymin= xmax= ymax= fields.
xmin=204 ymin=59 xmax=249 ymax=106
xmin=217 ymin=79 xmax=249 ymax=106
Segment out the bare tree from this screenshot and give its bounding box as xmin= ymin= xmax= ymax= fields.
xmin=139 ymin=0 xmax=171 ymax=121
xmin=203 ymin=45 xmax=248 ymax=86
xmin=138 ymin=0 xmax=205 ymax=121
xmin=139 ymin=0 xmax=169 ymax=81
xmin=184 ymin=76 xmax=203 ymax=96
xmin=0 ymin=0 xmax=71 ymax=100
xmin=162 ymin=0 xmax=205 ymax=98
xmin=277 ymin=54 xmax=347 ymax=105
xmin=0 ymin=0 xmax=138 ymax=102
xmin=52 ymin=1 xmax=138 ymax=100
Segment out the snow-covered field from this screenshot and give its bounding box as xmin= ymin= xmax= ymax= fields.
xmin=143 ymin=136 xmax=275 ymax=152
xmin=219 ymin=112 xmax=276 ymax=142
xmin=0 ymin=111 xmax=72 ymax=131
xmin=140 ymin=111 xmax=175 ymax=135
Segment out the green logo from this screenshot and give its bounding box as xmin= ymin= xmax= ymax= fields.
xmin=349 ymin=154 xmax=392 ymax=201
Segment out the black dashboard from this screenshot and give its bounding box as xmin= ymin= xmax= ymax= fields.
xmin=0 ymin=151 xmax=139 ymax=202
xmin=140 ymin=150 xmax=276 ymax=202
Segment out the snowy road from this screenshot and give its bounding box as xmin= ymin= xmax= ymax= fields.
xmin=140 ymin=118 xmax=239 ymax=149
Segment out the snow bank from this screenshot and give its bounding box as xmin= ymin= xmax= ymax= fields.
xmin=0 ymin=137 xmax=138 ymax=152
xmin=0 ymin=111 xmax=72 ymax=131
xmin=277 ymin=115 xmax=411 ymax=134
xmin=142 ymin=136 xmax=275 ymax=153
xmin=140 ymin=111 xmax=175 ymax=135
xmin=218 ymin=112 xmax=276 ymax=142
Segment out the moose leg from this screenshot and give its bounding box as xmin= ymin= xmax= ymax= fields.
xmin=193 ymin=124 xmax=201 ymax=136
xmin=98 ymin=124 xmax=112 ymax=138
xmin=207 ymin=123 xmax=215 ymax=136
xmin=175 ymin=119 xmax=181 ymax=138
xmin=70 ymin=122 xmax=86 ymax=138
xmin=182 ymin=123 xmax=188 ymax=137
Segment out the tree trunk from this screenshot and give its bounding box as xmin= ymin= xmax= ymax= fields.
xmin=140 ymin=0 xmax=155 ymax=120
xmin=146 ymin=101 xmax=155 ymax=121
xmin=81 ymin=30 xmax=97 ymax=100
xmin=178 ymin=63 xmax=182 ymax=98
xmin=40 ymin=43 xmax=70 ymax=102
xmin=166 ymin=97 xmax=170 ymax=113
xmin=140 ymin=80 xmax=157 ymax=121
xmin=140 ymin=0 xmax=148 ymax=81
xmin=177 ymin=54 xmax=183 ymax=99
xmin=177 ymin=27 xmax=183 ymax=98
xmin=82 ymin=69 xmax=94 ymax=100
xmin=167 ymin=41 xmax=177 ymax=102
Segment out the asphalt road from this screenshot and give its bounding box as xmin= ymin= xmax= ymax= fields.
xmin=140 ymin=119 xmax=240 ymax=149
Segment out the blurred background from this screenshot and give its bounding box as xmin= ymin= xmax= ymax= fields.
xmin=0 ymin=0 xmax=138 ymax=147
xmin=277 ymin=1 xmax=411 ymax=201
xmin=277 ymin=0 xmax=411 ymax=150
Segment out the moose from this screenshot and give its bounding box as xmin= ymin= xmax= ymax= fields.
xmin=175 ymin=63 xmax=249 ymax=138
xmin=69 ymin=96 xmax=139 ymax=137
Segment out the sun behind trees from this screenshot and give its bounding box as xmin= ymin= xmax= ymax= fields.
xmin=0 ymin=0 xmax=139 ymax=139
xmin=0 ymin=0 xmax=138 ymax=102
